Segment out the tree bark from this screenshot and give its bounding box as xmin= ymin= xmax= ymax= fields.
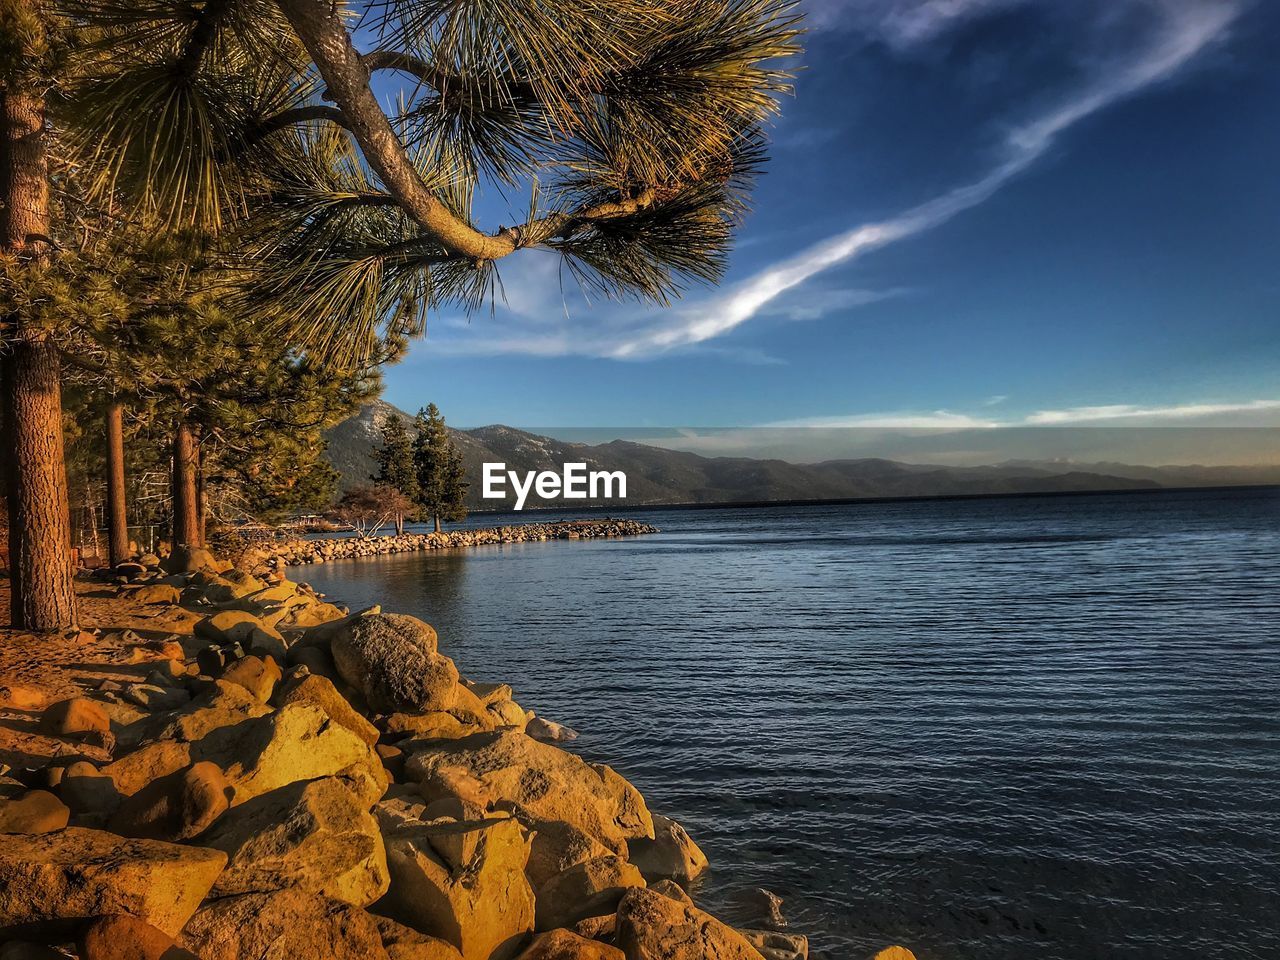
xmin=2 ymin=342 xmax=78 ymax=630
xmin=105 ymin=400 xmax=129 ymax=567
xmin=1 ymin=37 xmax=79 ymax=630
xmin=195 ymin=438 xmax=206 ymax=545
xmin=172 ymin=421 xmax=201 ymax=548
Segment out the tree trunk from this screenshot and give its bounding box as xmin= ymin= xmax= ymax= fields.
xmin=2 ymin=342 xmax=78 ymax=631
xmin=105 ymin=400 xmax=129 ymax=567
xmin=1 ymin=48 xmax=79 ymax=631
xmin=172 ymin=422 xmax=201 ymax=548
xmin=395 ymin=514 xmax=404 ymax=536
xmin=195 ymin=438 xmax=206 ymax=545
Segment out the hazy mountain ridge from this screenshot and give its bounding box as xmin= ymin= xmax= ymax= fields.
xmin=323 ymin=401 xmax=1280 ymax=509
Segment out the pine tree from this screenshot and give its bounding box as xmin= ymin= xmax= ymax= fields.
xmin=413 ymin=404 xmax=467 ymax=533
xmin=373 ymin=414 xmax=418 ymax=535
xmin=441 ymin=447 xmax=469 ymax=527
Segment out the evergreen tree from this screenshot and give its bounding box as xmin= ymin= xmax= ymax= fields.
xmin=441 ymin=447 xmax=469 ymax=527
xmin=373 ymin=414 xmax=418 ymax=535
xmin=413 ymin=404 xmax=467 ymax=533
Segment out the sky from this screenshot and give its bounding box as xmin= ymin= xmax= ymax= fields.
xmin=376 ymin=0 xmax=1280 ymax=444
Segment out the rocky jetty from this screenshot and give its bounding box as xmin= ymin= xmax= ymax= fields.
xmin=233 ymin=519 xmax=658 ymax=573
xmin=0 ymin=547 xmax=917 ymax=960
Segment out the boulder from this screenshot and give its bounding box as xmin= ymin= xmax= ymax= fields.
xmin=244 ymin=629 xmax=288 ymax=663
xmin=465 ymin=681 xmax=512 ymax=706
xmin=131 ymin=583 xmax=181 ymax=605
xmin=570 ymin=916 xmax=615 ymax=941
xmin=201 ymin=777 xmax=389 ymax=907
xmin=179 ymin=889 xmax=390 ymax=960
xmin=535 ymin=855 xmax=645 ymax=931
xmin=79 ymin=913 xmax=201 ymax=960
xmin=124 ymin=679 xmax=272 ymax=745
xmin=374 ymin=915 xmax=465 ymax=960
xmin=384 ymin=711 xmax=487 ymax=741
xmin=99 ymin=741 xmax=193 ymax=804
xmin=162 ymin=545 xmax=219 ymax=574
xmin=741 ymin=931 xmax=809 ymax=960
xmin=330 ymin=613 xmax=458 ymax=713
xmin=276 ymin=671 xmax=379 ymax=746
xmin=0 ymin=827 xmax=226 ymax=938
xmin=486 ymin=699 xmax=530 ymax=730
xmin=274 ymin=599 xmax=346 ymax=630
xmin=378 ymin=815 xmax=534 ymax=960
xmin=625 ymin=814 xmax=708 ymax=883
xmin=614 ymin=888 xmax=766 ymax=960
xmin=103 ymin=702 xmax=382 ymax=807
xmin=514 ymin=930 xmax=624 ymax=960
xmin=195 ymin=611 xmax=284 ymax=650
xmin=220 ymin=655 xmax=282 ymax=703
xmin=38 ymin=698 xmax=110 ymax=740
xmin=526 ymin=820 xmax=612 ymax=891
xmin=0 ymin=791 xmax=69 ymax=835
xmin=58 ymin=761 xmax=122 ymax=815
xmin=0 ymin=684 xmax=47 ymax=710
xmin=107 ymin=761 xmax=231 ymax=842
xmin=120 ymin=682 xmax=189 ymax=712
xmin=526 ymin=716 xmax=577 ymax=743
xmin=404 ymin=731 xmax=653 ymax=855
xmin=871 ymin=950 xmax=916 ymax=960
xmin=374 ymin=788 xmax=432 ymax=834
xmin=204 ymin=702 xmax=383 ymax=805
xmin=650 ymin=879 xmax=693 ymax=905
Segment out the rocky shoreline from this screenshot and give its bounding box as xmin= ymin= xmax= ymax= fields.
xmin=0 ymin=545 xmax=914 ymax=960
xmin=234 ymin=519 xmax=660 ymax=572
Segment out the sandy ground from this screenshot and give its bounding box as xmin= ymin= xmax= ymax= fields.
xmin=0 ymin=577 xmax=204 ymax=771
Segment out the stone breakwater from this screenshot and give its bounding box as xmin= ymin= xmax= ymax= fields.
xmin=0 ymin=546 xmax=918 ymax=960
xmin=235 ymin=519 xmax=659 ymax=573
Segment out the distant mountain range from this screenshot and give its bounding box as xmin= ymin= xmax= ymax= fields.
xmin=323 ymin=400 xmax=1280 ymax=510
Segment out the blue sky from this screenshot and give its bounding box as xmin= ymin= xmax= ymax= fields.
xmin=378 ymin=0 xmax=1280 ymax=433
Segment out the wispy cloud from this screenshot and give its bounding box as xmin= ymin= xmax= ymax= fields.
xmin=807 ymin=0 xmax=1030 ymax=45
xmin=761 ymin=286 xmax=911 ymax=322
xmin=1024 ymin=399 xmax=1280 ymax=424
xmin=607 ymin=0 xmax=1239 ymax=358
xmin=769 ymin=410 xmax=1001 ymax=429
xmin=770 ymin=397 xmax=1280 ymax=429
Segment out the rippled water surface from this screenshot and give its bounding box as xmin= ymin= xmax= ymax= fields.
xmin=301 ymin=489 xmax=1280 ymax=960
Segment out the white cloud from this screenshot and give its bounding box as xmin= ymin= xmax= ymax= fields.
xmin=768 ymin=398 xmax=1280 ymax=430
xmin=761 ymin=286 xmax=911 ymax=322
xmin=1024 ymin=399 xmax=1280 ymax=425
xmin=806 ymin=0 xmax=1029 ymax=44
xmin=768 ymin=410 xmax=1001 ymax=429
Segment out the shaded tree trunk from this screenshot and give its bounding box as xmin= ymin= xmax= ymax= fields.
xmin=195 ymin=439 xmax=206 ymax=545
xmin=105 ymin=400 xmax=129 ymax=567
xmin=172 ymin=421 xmax=201 ymax=548
xmin=2 ymin=46 xmax=79 ymax=631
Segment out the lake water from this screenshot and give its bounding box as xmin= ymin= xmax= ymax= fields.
xmin=299 ymin=488 xmax=1280 ymax=960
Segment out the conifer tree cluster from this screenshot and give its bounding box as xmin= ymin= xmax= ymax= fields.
xmin=0 ymin=0 xmax=800 ymax=630
xmin=370 ymin=405 xmax=468 ymax=534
